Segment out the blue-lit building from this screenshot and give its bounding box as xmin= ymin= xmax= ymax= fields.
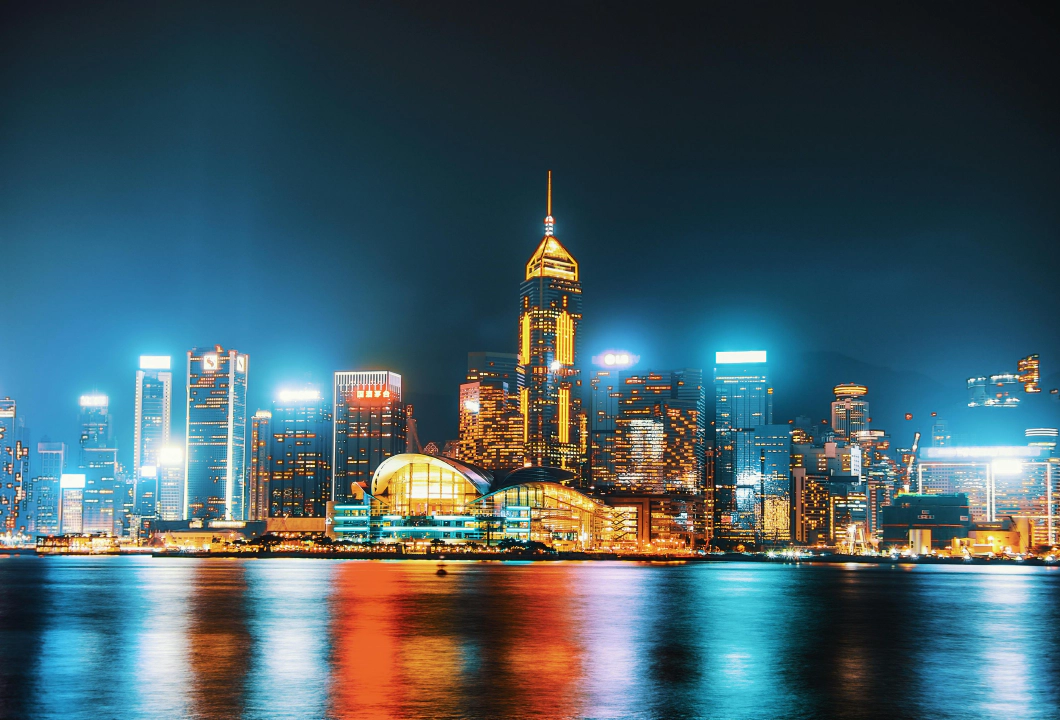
xmin=78 ymin=394 xmax=119 ymax=534
xmin=133 ymin=355 xmax=172 ymax=518
xmin=30 ymin=441 xmax=66 ymax=536
xmin=184 ymin=346 xmax=249 ymax=520
xmin=266 ymin=390 xmax=333 ymax=518
xmin=713 ymin=351 xmax=772 ymax=549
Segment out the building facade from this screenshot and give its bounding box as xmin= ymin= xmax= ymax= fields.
xmin=184 ymin=346 xmax=249 ymax=520
xmin=713 ymin=351 xmax=772 ymax=548
xmin=266 ymin=390 xmax=333 ymax=518
xmin=457 ymin=352 xmax=524 ymax=470
xmin=133 ymin=355 xmax=173 ymax=519
xmin=587 ymin=352 xmax=636 ymax=489
xmin=332 ymin=371 xmax=406 ymax=504
xmin=248 ymin=410 xmax=271 ymax=521
xmin=518 ymin=172 xmax=585 ymax=477
xmin=831 ymin=383 xmax=869 ymax=441
xmin=78 ymin=394 xmax=119 ymax=534
xmin=613 ymin=369 xmax=707 ymax=495
xmin=30 ymin=441 xmax=66 ymax=536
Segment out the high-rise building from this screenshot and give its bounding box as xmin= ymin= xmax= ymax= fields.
xmin=184 ymin=346 xmax=249 ymax=520
xmin=248 ymin=410 xmax=271 ymax=521
xmin=78 ymin=394 xmax=118 ymax=534
xmin=831 ymin=384 xmax=869 ymax=441
xmin=332 ymin=371 xmax=405 ymax=504
xmin=753 ymin=425 xmax=792 ymax=546
xmin=59 ymin=473 xmax=86 ymax=534
xmin=31 ymin=441 xmax=66 ymax=536
xmin=0 ymin=399 xmax=29 ymax=536
xmin=157 ymin=446 xmax=184 ymax=521
xmin=457 ymin=352 xmax=524 ymax=470
xmin=266 ymin=389 xmax=333 ymax=518
xmin=518 ymin=171 xmax=585 ymax=477
xmin=713 ymin=351 xmax=772 ymax=549
xmin=588 ymin=351 xmax=637 ymax=489
xmin=613 ymin=369 xmax=706 ymax=494
xmin=133 ymin=355 xmax=172 ymax=518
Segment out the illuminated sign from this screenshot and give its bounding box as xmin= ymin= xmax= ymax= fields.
xmin=277 ymin=389 xmax=322 ymax=402
xmin=79 ymin=395 xmax=108 ymax=407
xmin=138 ymin=465 xmax=158 ymax=479
xmin=202 ymin=354 xmax=219 ymax=372
xmin=592 ymin=350 xmax=639 ymax=368
xmin=715 ymin=351 xmax=767 ymax=364
xmin=236 ymin=355 xmax=247 ymax=373
xmin=921 ymin=446 xmax=1043 ymax=460
xmin=139 ymin=355 xmax=171 ymax=370
xmin=463 ymin=400 xmax=481 ymax=414
xmin=60 ymin=473 xmax=86 ymax=489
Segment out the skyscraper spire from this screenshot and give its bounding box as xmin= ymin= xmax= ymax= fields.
xmin=544 ymin=170 xmax=554 ymax=237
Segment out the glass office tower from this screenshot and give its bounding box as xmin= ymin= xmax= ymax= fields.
xmin=32 ymin=441 xmax=67 ymax=536
xmin=78 ymin=394 xmax=119 ymax=534
xmin=713 ymin=351 xmax=772 ymax=549
xmin=831 ymin=383 xmax=869 ymax=441
xmin=157 ymin=446 xmax=184 ymax=521
xmin=248 ymin=410 xmax=271 ymax=521
xmin=518 ymin=171 xmax=585 ymax=477
xmin=332 ymin=371 xmax=405 ymax=504
xmin=184 ymin=346 xmax=249 ymax=520
xmin=266 ymin=390 xmax=332 ymax=518
xmin=133 ymin=355 xmax=172 ymax=518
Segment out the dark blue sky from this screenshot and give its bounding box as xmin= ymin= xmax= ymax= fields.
xmin=2 ymin=1 xmax=1058 ymax=460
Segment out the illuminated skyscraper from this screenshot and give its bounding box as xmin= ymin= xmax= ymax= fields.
xmin=518 ymin=171 xmax=585 ymax=476
xmin=588 ymin=351 xmax=637 ymax=488
xmin=59 ymin=474 xmax=85 ymax=534
xmin=266 ymin=390 xmax=332 ymax=518
xmin=831 ymin=384 xmax=869 ymax=441
xmin=752 ymin=425 xmax=792 ymax=546
xmin=77 ymin=394 xmax=119 ymax=534
xmin=332 ymin=371 xmax=405 ymax=503
xmin=248 ymin=410 xmax=271 ymax=521
xmin=0 ymin=398 xmax=29 ymax=535
xmin=457 ymin=352 xmax=524 ymax=470
xmin=134 ymin=355 xmax=172 ymax=518
xmin=30 ymin=441 xmax=66 ymax=536
xmin=184 ymin=346 xmax=249 ymax=520
xmin=713 ymin=351 xmax=772 ymax=549
xmin=613 ymin=369 xmax=707 ymax=494
xmin=157 ymin=446 xmax=184 ymax=521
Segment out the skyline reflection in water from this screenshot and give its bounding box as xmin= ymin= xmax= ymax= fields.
xmin=1 ymin=557 xmax=1059 ymax=719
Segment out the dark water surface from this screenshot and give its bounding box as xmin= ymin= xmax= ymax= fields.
xmin=1 ymin=557 xmax=1059 ymax=720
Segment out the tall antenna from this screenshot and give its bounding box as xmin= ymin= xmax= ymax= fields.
xmin=544 ymin=170 xmax=555 ymax=237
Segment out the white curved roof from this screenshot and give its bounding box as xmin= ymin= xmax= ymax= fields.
xmin=370 ymin=453 xmax=494 ymax=497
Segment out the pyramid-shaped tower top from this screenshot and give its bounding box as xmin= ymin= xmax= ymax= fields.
xmin=525 ymin=170 xmax=579 ymax=282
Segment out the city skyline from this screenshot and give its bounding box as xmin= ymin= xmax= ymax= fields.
xmin=4 ymin=3 xmax=1060 ymax=461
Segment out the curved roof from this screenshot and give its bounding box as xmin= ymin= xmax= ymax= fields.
xmin=489 ymin=465 xmax=576 ymax=493
xmin=370 ymin=453 xmax=494 ymax=497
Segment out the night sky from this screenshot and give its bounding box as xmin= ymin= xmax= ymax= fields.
xmin=2 ymin=2 xmax=1059 ymax=462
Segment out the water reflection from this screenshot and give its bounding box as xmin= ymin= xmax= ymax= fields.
xmin=1 ymin=558 xmax=1059 ymax=720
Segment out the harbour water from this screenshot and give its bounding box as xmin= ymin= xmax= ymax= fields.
xmin=1 ymin=557 xmax=1058 ymax=719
